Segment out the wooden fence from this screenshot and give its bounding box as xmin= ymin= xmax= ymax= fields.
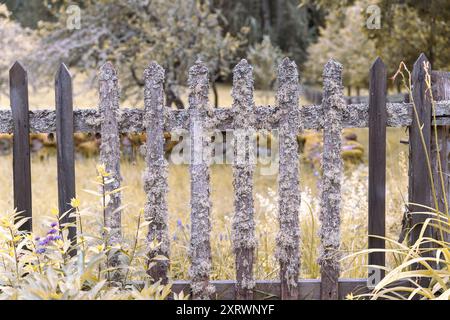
xmin=1 ymin=53 xmax=449 ymax=300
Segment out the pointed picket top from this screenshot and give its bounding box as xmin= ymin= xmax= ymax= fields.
xmin=99 ymin=61 xmax=118 ymax=82
xmin=370 ymin=57 xmax=386 ymax=72
xmin=232 ymin=59 xmax=254 ymax=114
xmin=413 ymin=53 xmax=430 ymax=81
xmin=323 ymin=58 xmax=343 ymax=81
xmin=9 ymin=61 xmax=27 ymax=85
xmin=277 ymin=57 xmax=299 ymax=107
xmin=56 ymin=63 xmax=71 ymax=79
xmin=277 ymin=57 xmax=298 ymax=86
xmin=188 ymin=59 xmax=209 ymax=110
xmin=144 ymin=61 xmax=165 ymax=85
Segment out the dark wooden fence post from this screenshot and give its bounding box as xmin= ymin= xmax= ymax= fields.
xmin=188 ymin=60 xmax=214 ymax=300
xmin=409 ymin=53 xmax=432 ymax=246
xmin=143 ymin=61 xmax=170 ymax=284
xmin=10 ymin=61 xmax=32 ymax=231
xmin=55 ymin=63 xmax=76 ymax=244
xmin=319 ymin=58 xmax=344 ymax=300
xmin=276 ymin=57 xmax=301 ymax=300
xmin=430 ymin=70 xmax=450 ymax=243
xmin=368 ymin=57 xmax=387 ymax=282
xmin=231 ymin=59 xmax=256 ymax=300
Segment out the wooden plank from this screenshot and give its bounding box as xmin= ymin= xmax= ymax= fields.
xmin=170 ymin=279 xmax=369 ymax=300
xmin=188 ymin=60 xmax=214 ymax=300
xmin=430 ymin=71 xmax=450 ymax=243
xmin=55 ymin=63 xmax=76 ymax=244
xmin=231 ymin=59 xmax=256 ymax=300
xmin=368 ymin=57 xmax=387 ymax=282
xmin=9 ymin=61 xmax=32 ymax=231
xmin=318 ymin=59 xmax=345 ymax=300
xmin=143 ymin=62 xmax=170 ymax=283
xmin=3 ymin=101 xmax=450 ymax=134
xmin=98 ymin=62 xmax=123 ymax=282
xmin=276 ymin=58 xmax=301 ymax=300
xmin=408 ymin=54 xmax=433 ymax=246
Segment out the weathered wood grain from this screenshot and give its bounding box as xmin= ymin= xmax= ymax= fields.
xmin=368 ymin=57 xmax=387 ymax=281
xmin=98 ymin=62 xmax=123 ymax=283
xmin=143 ymin=62 xmax=170 ymax=284
xmin=408 ymin=54 xmax=432 ymax=248
xmin=9 ymin=61 xmax=32 ymax=231
xmin=318 ymin=59 xmax=345 ymax=300
xmin=170 ymin=279 xmax=369 ymax=300
xmin=55 ymin=63 xmax=76 ymax=244
xmin=276 ymin=58 xmax=300 ymax=300
xmin=188 ymin=61 xmax=214 ymax=300
xmin=231 ymin=59 xmax=256 ymax=300
xmin=2 ymin=101 xmax=450 ymax=133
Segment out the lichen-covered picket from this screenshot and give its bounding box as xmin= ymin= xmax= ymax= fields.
xmin=98 ymin=62 xmax=123 ymax=282
xmin=275 ymin=58 xmax=301 ymax=300
xmin=188 ymin=60 xmax=215 ymax=299
xmin=143 ymin=62 xmax=170 ymax=284
xmin=231 ymin=59 xmax=257 ymax=300
xmin=318 ymin=59 xmax=345 ymax=300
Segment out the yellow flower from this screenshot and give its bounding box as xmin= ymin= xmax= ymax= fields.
xmin=96 ymin=164 xmax=110 ymax=177
xmin=51 ymin=208 xmax=59 ymax=216
xmin=70 ymin=198 xmax=81 ymax=208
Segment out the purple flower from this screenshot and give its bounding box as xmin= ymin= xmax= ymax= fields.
xmin=47 ymin=235 xmax=55 ymax=241
xmin=35 ymin=237 xmax=40 ymax=241
xmin=54 ymin=235 xmax=62 ymax=240
xmin=173 ymin=234 xmax=178 ymax=241
xmin=50 ymin=222 xmax=58 ymax=228
xmin=47 ymin=228 xmax=57 ymax=234
xmin=38 ymin=239 xmax=49 ymax=246
xmin=36 ymin=248 xmax=46 ymax=254
xmin=177 ymin=219 xmax=183 ymax=228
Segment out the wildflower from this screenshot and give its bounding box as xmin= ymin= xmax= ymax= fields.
xmin=36 ymin=248 xmax=46 ymax=254
xmin=38 ymin=239 xmax=49 ymax=246
xmin=50 ymin=222 xmax=58 ymax=228
xmin=173 ymin=234 xmax=178 ymax=241
xmin=70 ymin=198 xmax=80 ymax=208
xmin=47 ymin=228 xmax=57 ymax=234
xmin=51 ymin=208 xmax=59 ymax=216
xmin=177 ymin=219 xmax=183 ymax=228
xmin=54 ymin=235 xmax=62 ymax=241
xmin=96 ymin=164 xmax=110 ymax=177
xmin=47 ymin=235 xmax=55 ymax=241
xmin=34 ymin=236 xmax=40 ymax=241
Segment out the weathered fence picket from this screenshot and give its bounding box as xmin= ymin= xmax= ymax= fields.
xmin=188 ymin=60 xmax=214 ymax=300
xmin=276 ymin=58 xmax=301 ymax=300
xmin=368 ymin=57 xmax=387 ymax=280
xmin=55 ymin=63 xmax=76 ymax=244
xmin=9 ymin=61 xmax=32 ymax=231
xmin=98 ymin=62 xmax=123 ymax=281
xmin=430 ymin=70 xmax=450 ymax=237
xmin=3 ymin=53 xmax=449 ymax=300
xmin=318 ymin=59 xmax=344 ymax=300
xmin=231 ymin=59 xmax=256 ymax=300
xmin=408 ymin=54 xmax=433 ymax=248
xmin=143 ymin=62 xmax=170 ymax=284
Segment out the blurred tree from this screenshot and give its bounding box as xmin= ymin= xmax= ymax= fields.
xmin=30 ymin=0 xmax=243 ymax=108
xmin=304 ymin=1 xmax=376 ymax=95
xmin=0 ymin=4 xmax=37 ymax=94
xmin=211 ymin=0 xmax=326 ymax=66
xmin=247 ymin=35 xmax=284 ymax=103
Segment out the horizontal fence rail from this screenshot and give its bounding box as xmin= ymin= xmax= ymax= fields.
xmin=1 ymin=100 xmax=450 ymax=134
xmin=1 ymin=52 xmax=449 ymax=300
